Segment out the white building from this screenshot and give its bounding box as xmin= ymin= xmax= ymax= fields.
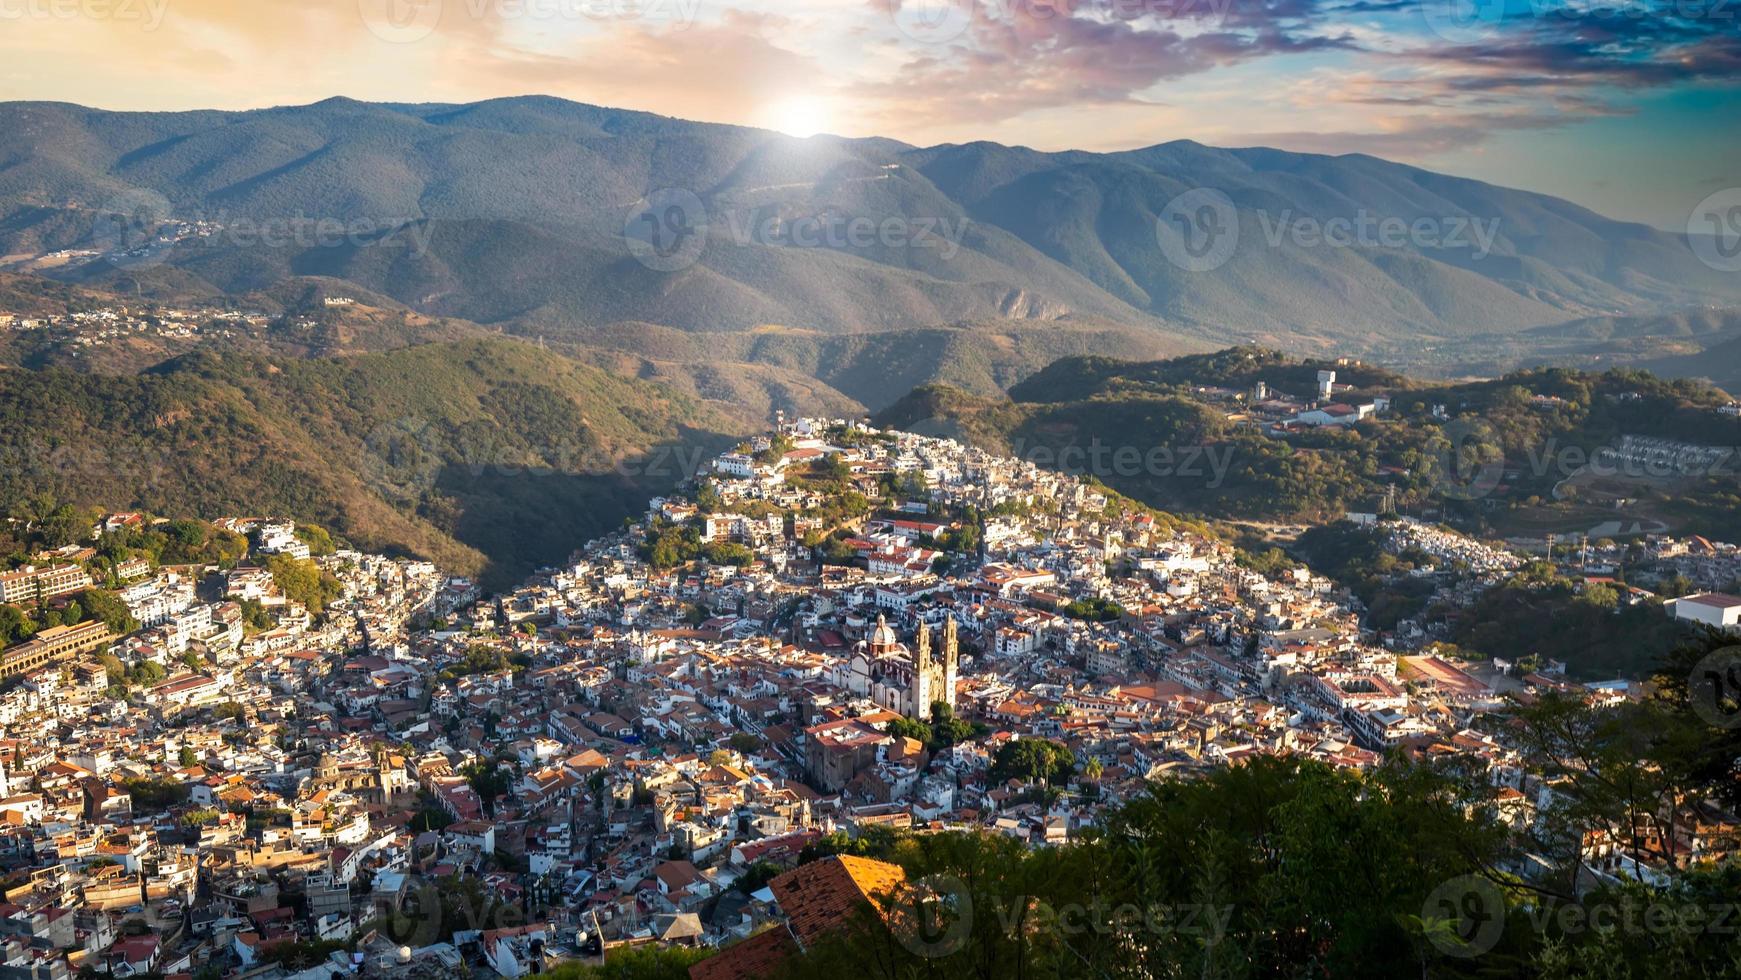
xmin=713 ymin=453 xmax=755 ymax=478
xmin=1667 ymin=593 xmax=1741 ymax=631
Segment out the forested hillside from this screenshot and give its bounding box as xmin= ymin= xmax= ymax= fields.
xmin=0 ymin=338 xmax=740 ymax=586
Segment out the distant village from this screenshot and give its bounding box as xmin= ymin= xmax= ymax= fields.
xmin=0 ymin=296 xmax=362 ymax=356
xmin=0 ymin=417 xmax=1736 ymax=978
xmin=0 ymin=305 xmax=273 ymax=353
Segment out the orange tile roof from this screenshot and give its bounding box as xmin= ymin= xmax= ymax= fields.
xmin=770 ymin=855 xmax=908 ymax=950
xmin=688 ymin=925 xmax=798 ymax=980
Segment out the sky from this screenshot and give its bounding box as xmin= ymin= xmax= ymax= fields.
xmin=0 ymin=0 xmax=1735 ymax=228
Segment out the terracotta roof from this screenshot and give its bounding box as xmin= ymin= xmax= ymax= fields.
xmin=688 ymin=925 xmax=798 ymax=980
xmin=1682 ymin=592 xmax=1741 ymax=609
xmin=770 ymin=855 xmax=907 ymax=950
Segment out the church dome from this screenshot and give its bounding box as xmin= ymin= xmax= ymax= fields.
xmin=869 ymin=614 xmax=898 ymax=653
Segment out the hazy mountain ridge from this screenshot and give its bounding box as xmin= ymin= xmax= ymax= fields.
xmin=2 ymin=96 xmax=1734 ymax=366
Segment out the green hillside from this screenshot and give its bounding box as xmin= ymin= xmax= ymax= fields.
xmin=878 ymin=347 xmax=1741 ymax=539
xmin=534 ymin=316 xmax=1198 ymax=411
xmin=0 ymin=337 xmax=741 ymax=587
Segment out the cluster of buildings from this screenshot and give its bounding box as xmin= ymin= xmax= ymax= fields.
xmin=1189 ymin=368 xmax=1392 ymax=431
xmin=0 ymin=304 xmax=270 ymax=352
xmin=0 ymin=420 xmax=1733 ymax=978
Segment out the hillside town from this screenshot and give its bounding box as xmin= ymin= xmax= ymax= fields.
xmin=0 ymin=304 xmax=275 ymax=352
xmin=0 ymin=419 xmax=1736 ymax=979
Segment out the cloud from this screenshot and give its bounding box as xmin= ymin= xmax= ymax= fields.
xmin=852 ymin=0 xmax=1359 ymax=129
xmin=0 ymin=0 xmax=1729 ymax=193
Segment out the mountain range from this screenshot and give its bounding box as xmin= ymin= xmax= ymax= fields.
xmin=3 ymin=95 xmax=1739 ymax=399
xmin=4 ymin=95 xmax=1741 ymax=583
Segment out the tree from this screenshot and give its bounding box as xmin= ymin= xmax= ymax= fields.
xmin=543 ymin=945 xmax=713 ymax=979
xmin=886 ymin=703 xmax=982 ymax=752
xmin=1061 ymin=596 xmax=1124 ymax=622
xmin=702 ymin=541 xmax=754 ymax=566
xmin=265 ymin=554 xmax=342 ymax=614
xmin=261 ymin=939 xmax=349 ymax=970
xmin=643 ymin=523 xmax=701 ymax=569
xmin=463 ymin=759 xmax=515 ymax=817
xmin=0 ymin=605 xmax=35 ymax=646
xmin=293 ymin=523 xmax=337 ymax=556
xmin=884 ymin=716 xmax=931 ymax=745
xmin=941 ymin=522 xmax=981 ymax=555
xmin=789 ymin=756 xmax=1533 ymax=979
xmin=990 ymin=738 xmax=1075 ymax=786
xmin=734 ymin=860 xmax=784 ymax=894
xmin=238 ymin=597 xmax=272 ymax=633
xmin=442 ymin=644 xmax=513 ymax=680
xmin=1657 ymin=572 xmax=1694 ymax=598
xmin=122 ymin=776 xmax=191 ymax=812
xmin=81 ymin=588 xmax=139 ymax=634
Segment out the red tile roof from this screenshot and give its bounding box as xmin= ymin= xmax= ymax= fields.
xmin=770 ymin=855 xmax=908 ymax=950
xmin=688 ymin=925 xmax=798 ymax=980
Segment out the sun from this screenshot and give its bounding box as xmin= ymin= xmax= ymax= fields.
xmin=761 ymin=97 xmax=835 ymax=139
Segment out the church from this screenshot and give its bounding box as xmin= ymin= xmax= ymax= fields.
xmin=842 ymin=614 xmax=958 ymax=720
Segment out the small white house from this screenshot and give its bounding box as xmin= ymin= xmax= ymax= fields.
xmin=1667 ymin=593 xmax=1741 ymax=631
